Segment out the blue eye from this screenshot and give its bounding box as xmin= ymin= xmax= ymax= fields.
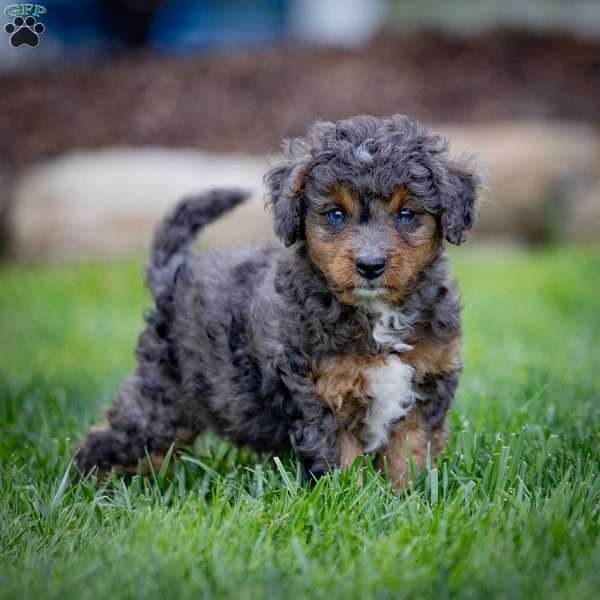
xmin=397 ymin=208 xmax=415 ymax=223
xmin=327 ymin=209 xmax=346 ymax=225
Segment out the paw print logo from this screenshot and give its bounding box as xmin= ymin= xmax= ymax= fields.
xmin=5 ymin=16 xmax=45 ymax=48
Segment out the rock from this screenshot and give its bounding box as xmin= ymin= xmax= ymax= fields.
xmin=570 ymin=181 xmax=600 ymax=242
xmin=8 ymin=148 xmax=273 ymax=262
xmin=440 ymin=121 xmax=600 ymax=243
xmin=6 ymin=121 xmax=600 ymax=262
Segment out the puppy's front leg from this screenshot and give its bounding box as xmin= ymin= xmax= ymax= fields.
xmin=378 ymin=409 xmax=447 ymax=491
xmin=283 ymin=353 xmax=371 ymax=480
xmin=291 ymin=409 xmax=341 ymax=480
xmin=311 ymin=352 xmax=376 ymax=468
xmin=378 ymin=411 xmax=429 ymax=490
xmin=379 ymin=339 xmax=460 ymax=490
xmin=294 ymin=423 xmax=363 ymax=482
xmin=339 ymin=430 xmax=362 ymax=468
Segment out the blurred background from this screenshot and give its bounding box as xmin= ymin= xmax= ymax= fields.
xmin=0 ymin=0 xmax=599 ymax=261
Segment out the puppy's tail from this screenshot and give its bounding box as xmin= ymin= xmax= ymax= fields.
xmin=147 ymin=188 xmax=250 ymax=299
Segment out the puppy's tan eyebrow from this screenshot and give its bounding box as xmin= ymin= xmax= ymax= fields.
xmin=388 ymin=186 xmax=411 ymax=212
xmin=330 ymin=186 xmax=356 ymax=215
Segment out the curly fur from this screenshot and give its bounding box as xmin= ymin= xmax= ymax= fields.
xmin=76 ymin=114 xmax=481 ymax=483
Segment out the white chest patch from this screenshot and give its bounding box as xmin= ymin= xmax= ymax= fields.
xmin=370 ymin=301 xmax=414 ymax=352
xmin=363 ymin=356 xmax=416 ymax=452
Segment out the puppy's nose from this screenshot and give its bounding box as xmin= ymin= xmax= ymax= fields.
xmin=355 ymin=257 xmax=386 ymax=280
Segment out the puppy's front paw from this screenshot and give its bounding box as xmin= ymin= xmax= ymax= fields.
xmin=75 ymin=426 xmax=135 ymax=474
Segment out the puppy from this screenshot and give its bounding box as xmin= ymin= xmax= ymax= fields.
xmin=77 ymin=114 xmax=481 ymax=489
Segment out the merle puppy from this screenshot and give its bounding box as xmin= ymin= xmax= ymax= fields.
xmin=77 ymin=114 xmax=481 ymax=489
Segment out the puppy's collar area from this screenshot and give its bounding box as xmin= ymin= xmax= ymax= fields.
xmin=365 ymin=300 xmax=415 ymax=352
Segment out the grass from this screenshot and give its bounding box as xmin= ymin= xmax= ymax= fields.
xmin=0 ymin=245 xmax=599 ymax=600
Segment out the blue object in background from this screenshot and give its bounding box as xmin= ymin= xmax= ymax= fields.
xmin=34 ymin=0 xmax=117 ymax=49
xmin=150 ymin=0 xmax=287 ymax=51
xmin=0 ymin=0 xmax=380 ymax=71
xmin=0 ymin=0 xmax=290 ymax=70
xmin=8 ymin=0 xmax=287 ymax=55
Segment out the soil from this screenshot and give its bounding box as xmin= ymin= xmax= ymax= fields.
xmin=1 ymin=29 xmax=599 ymax=167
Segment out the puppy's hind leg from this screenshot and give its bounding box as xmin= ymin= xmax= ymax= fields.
xmin=76 ymin=372 xmax=181 ymax=475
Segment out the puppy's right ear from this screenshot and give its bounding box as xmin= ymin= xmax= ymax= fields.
xmin=265 ymin=143 xmax=310 ymax=247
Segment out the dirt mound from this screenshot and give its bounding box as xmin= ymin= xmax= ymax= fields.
xmin=1 ymin=29 xmax=599 ymax=166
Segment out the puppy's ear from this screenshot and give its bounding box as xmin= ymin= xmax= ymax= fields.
xmin=265 ymin=143 xmax=310 ymax=247
xmin=439 ymin=158 xmax=483 ymax=245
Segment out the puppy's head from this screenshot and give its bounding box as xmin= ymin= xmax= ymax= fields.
xmin=266 ymin=114 xmax=482 ymax=304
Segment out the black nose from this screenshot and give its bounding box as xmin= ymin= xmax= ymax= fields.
xmin=355 ymin=257 xmax=386 ymax=280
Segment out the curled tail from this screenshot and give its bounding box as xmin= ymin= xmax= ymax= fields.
xmin=147 ymin=188 xmax=250 ymax=299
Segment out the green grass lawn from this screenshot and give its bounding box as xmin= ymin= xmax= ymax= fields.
xmin=0 ymin=246 xmax=599 ymax=600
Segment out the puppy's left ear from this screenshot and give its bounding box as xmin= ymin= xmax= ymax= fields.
xmin=265 ymin=145 xmax=310 ymax=247
xmin=439 ymin=159 xmax=483 ymax=245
